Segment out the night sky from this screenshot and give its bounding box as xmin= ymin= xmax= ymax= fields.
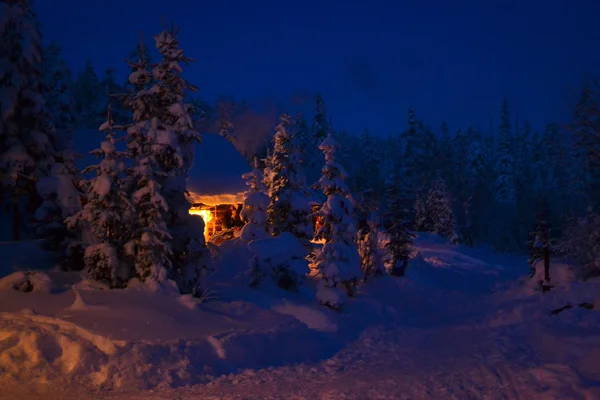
xmin=37 ymin=0 xmax=600 ymax=137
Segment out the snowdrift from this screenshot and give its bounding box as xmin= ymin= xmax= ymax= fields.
xmin=0 ymin=282 xmax=343 ymax=390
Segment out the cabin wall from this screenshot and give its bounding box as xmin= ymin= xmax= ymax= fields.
xmin=191 ymin=203 xmax=243 ymax=238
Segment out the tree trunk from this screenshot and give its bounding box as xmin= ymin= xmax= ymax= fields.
xmin=12 ymin=193 xmax=20 ymax=242
xmin=542 ymin=227 xmax=551 ymax=282
xmin=543 ymin=245 xmax=551 ymax=282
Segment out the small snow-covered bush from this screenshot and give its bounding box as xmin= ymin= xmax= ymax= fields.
xmin=0 ymin=271 xmax=55 ymax=293
xmin=171 ymin=213 xmax=214 ymax=296
xmin=247 ymin=232 xmax=309 ymax=291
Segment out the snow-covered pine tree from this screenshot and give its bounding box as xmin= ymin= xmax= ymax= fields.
xmin=37 ymin=41 xmax=82 ymax=260
xmin=426 ymin=173 xmax=458 ymax=242
xmin=122 ymin=41 xmax=155 ymax=96
xmin=312 ymin=132 xmax=361 ymax=309
xmin=150 ymin=28 xmax=208 ymax=287
xmin=0 ymin=0 xmax=57 ymax=241
xmin=66 ymin=106 xmax=130 ymax=286
xmin=264 ymin=113 xmax=313 ymax=242
xmin=122 ymin=43 xmax=173 ymax=285
xmin=240 ymin=158 xmax=270 ymax=242
xmin=385 ymin=163 xmax=416 ymax=276
xmin=358 ymin=212 xmax=384 ymax=282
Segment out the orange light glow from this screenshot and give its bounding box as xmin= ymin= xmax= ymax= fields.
xmin=189 ymin=208 xmax=213 ymax=241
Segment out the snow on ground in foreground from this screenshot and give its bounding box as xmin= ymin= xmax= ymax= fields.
xmin=1 ymin=233 xmax=600 ymax=399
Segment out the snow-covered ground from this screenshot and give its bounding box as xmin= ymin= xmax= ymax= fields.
xmin=1 ymin=234 xmax=600 ymax=400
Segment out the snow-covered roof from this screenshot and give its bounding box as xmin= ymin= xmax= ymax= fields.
xmin=187 ymin=133 xmax=250 ymax=205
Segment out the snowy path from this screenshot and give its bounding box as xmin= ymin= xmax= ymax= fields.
xmin=3 ymin=241 xmax=600 ymax=400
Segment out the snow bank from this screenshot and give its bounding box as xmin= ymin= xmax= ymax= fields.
xmin=0 ymin=280 xmax=342 ymax=390
xmin=248 ymin=232 xmax=307 ymax=259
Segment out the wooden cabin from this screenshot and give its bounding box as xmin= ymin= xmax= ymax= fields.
xmin=186 ymin=133 xmax=249 ymax=242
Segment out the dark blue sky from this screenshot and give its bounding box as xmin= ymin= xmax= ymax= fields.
xmin=37 ymin=0 xmax=600 ymax=137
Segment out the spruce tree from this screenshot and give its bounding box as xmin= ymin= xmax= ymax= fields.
xmin=426 ymin=173 xmax=457 ymax=242
xmin=385 ymin=163 xmax=416 ymax=276
xmin=122 ymin=41 xmax=172 ymax=285
xmin=264 ymin=113 xmax=313 ymax=242
xmin=312 ymin=132 xmax=360 ymax=309
xmin=358 ymin=212 xmax=384 ymax=281
xmin=240 ymin=158 xmax=270 ymax=242
xmin=414 ymin=192 xmax=430 ymax=231
xmin=150 ymin=28 xmax=207 ymax=284
xmin=0 ymin=0 xmax=57 ymax=241
xmin=66 ymin=106 xmax=130 ymax=286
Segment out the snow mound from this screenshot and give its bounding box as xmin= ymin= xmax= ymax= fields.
xmin=248 ymin=232 xmax=307 ymax=259
xmin=0 ymin=271 xmax=55 ymax=294
xmin=272 ymin=301 xmax=337 ymax=333
xmin=531 ymin=260 xmax=577 ymax=288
